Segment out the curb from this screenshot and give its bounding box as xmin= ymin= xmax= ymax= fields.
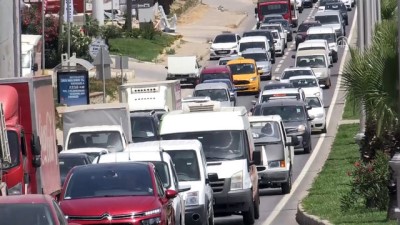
xmin=234 ymin=13 xmax=248 ymax=28
xmin=296 ymin=202 xmax=333 ymax=225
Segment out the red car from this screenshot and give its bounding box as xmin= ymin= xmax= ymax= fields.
xmin=0 ymin=194 xmax=79 ymax=225
xmin=199 ymin=65 xmax=233 ymax=84
xmin=59 ymin=162 xmax=178 ymax=225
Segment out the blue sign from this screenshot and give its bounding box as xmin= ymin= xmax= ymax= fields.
xmin=57 ymin=71 xmax=90 ymax=106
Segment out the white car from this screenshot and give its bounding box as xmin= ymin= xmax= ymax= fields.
xmin=253 ymin=88 xmax=306 ymax=105
xmin=298 ymin=39 xmax=333 ymax=65
xmin=288 ymin=75 xmax=324 ymax=102
xmin=210 ymin=32 xmax=241 ymax=59
xmin=277 ymin=67 xmax=316 ymax=82
xmin=260 ymin=24 xmax=287 ymax=48
xmin=270 ymin=29 xmax=285 ymax=56
xmin=340 ymin=0 xmax=352 ymax=10
xmin=306 ymin=96 xmax=327 ymax=133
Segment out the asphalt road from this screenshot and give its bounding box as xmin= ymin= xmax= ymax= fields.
xmin=199 ymin=4 xmax=358 ymax=225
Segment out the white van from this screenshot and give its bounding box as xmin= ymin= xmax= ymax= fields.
xmin=166 ymin=56 xmax=201 ymax=87
xmin=95 ymin=149 xmax=189 ymax=225
xmin=306 ymin=26 xmax=338 ymax=63
xmin=249 ymin=115 xmax=297 ymax=194
xmin=160 ymin=101 xmax=261 ymax=225
xmin=298 ymin=40 xmax=332 ymax=65
xmin=238 ymin=36 xmax=271 ymax=59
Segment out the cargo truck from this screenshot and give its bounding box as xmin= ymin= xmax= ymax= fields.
xmin=0 ymin=102 xmax=11 ymax=196
xmin=0 ymin=76 xmax=61 ymax=196
xmin=255 ymin=0 xmax=299 ymax=28
xmin=60 ymin=103 xmax=132 ymax=153
xmin=119 ymin=80 xmax=182 ymax=118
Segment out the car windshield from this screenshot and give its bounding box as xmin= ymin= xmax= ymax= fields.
xmin=263 ymin=83 xmax=294 ymax=90
xmin=261 ymin=105 xmax=306 ymax=122
xmin=194 ymin=89 xmax=229 ymax=101
xmin=203 ymin=80 xmax=233 ymax=89
xmin=306 ymin=97 xmax=322 ymax=107
xmin=261 ymin=93 xmax=299 ymax=102
xmin=260 ymin=4 xmax=288 ymax=15
xmin=67 ymin=131 xmax=124 ymax=152
xmin=131 ymin=116 xmax=156 ymax=140
xmin=243 ymin=31 xmax=273 ymax=41
xmin=59 ymin=156 xmax=87 ymax=178
xmin=282 ymin=70 xmax=313 ymax=79
xmin=307 ymin=33 xmax=336 ymax=43
xmin=239 ymin=42 xmax=266 ymax=52
xmin=320 ymin=0 xmax=339 ymax=6
xmin=162 ymin=130 xmax=246 ymax=161
xmin=167 ymin=150 xmax=201 ymax=181
xmin=214 ymin=34 xmax=236 ymax=43
xmin=315 ymin=15 xmax=339 ymax=24
xmin=325 ymin=3 xmax=345 ymax=10
xmin=1 ymin=131 xmax=20 ymax=169
xmin=263 ymin=25 xmax=282 ymax=32
xmin=298 ymin=23 xmax=320 ymax=32
xmin=64 ymin=165 xmax=154 ymax=199
xmin=228 ymin=63 xmax=255 ymax=74
xmin=296 ymin=55 xmax=327 ymax=68
xmin=251 ymin=121 xmax=282 ymax=143
xmin=269 ymin=20 xmax=289 ymax=28
xmin=290 ymin=78 xmax=319 ymax=88
xmin=0 ymin=203 xmax=55 ymax=225
xmin=242 ymin=53 xmax=269 ymax=62
xmin=200 ymin=73 xmax=230 ymax=82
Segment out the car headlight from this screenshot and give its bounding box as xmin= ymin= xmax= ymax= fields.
xmin=8 ymin=182 xmax=23 ymax=195
xmin=249 ymin=77 xmax=257 ymax=82
xmin=268 ymin=160 xmax=286 ymax=168
xmin=185 ymin=191 xmax=199 ymax=206
xmin=141 ymin=217 xmax=161 ymax=225
xmin=298 ymin=124 xmax=306 ymax=133
xmin=314 ymin=92 xmax=320 ymax=97
xmin=230 ymin=170 xmax=243 ymax=190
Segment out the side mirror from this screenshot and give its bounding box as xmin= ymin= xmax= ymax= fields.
xmin=306 ymin=105 xmax=312 ymax=110
xmin=254 ymin=8 xmax=258 ymax=14
xmin=293 ymin=30 xmax=297 ymax=33
xmin=308 ymin=115 xmax=315 ymax=121
xmin=328 ymin=52 xmax=332 ymax=56
xmin=32 ymin=155 xmax=41 ymax=168
xmin=32 ymin=63 xmax=38 ymax=72
xmin=251 ymin=150 xmax=262 ymax=165
xmin=289 ymin=135 xmax=300 ymax=146
xmin=31 ymin=135 xmax=41 ymax=156
xmin=275 ymin=77 xmax=281 ymax=81
xmin=165 ymin=189 xmax=178 ymax=199
xmin=178 ymin=184 xmax=191 ymax=193
xmin=291 ymin=55 xmax=295 ymax=59
xmin=165 ymin=66 xmax=168 ymax=69
xmin=208 ymin=173 xmax=219 ymax=182
xmin=251 ymin=100 xmax=257 ymax=105
xmin=230 ymin=96 xmax=235 ymax=101
xmin=57 ymin=145 xmax=63 ymax=153
xmin=329 ymin=64 xmax=333 ymax=68
xmin=208 ymin=41 xmax=213 ymax=44
xmin=274 ymin=40 xmax=277 ymax=43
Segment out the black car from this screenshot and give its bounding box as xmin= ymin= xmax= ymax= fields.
xmin=252 ymin=99 xmax=313 ymax=153
xmin=325 ymin=2 xmax=349 ymax=25
xmin=58 ymin=153 xmax=92 ymax=186
xmin=242 ymin=30 xmax=276 ymax=64
xmin=130 ymin=111 xmax=160 ymax=142
xmin=262 ymin=81 xmax=294 ymax=91
xmin=303 ymin=0 xmax=313 ymax=7
xmin=268 ymin=19 xmax=294 ymax=42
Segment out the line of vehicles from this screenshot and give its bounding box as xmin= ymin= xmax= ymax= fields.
xmin=0 ymin=0 xmax=353 ymax=224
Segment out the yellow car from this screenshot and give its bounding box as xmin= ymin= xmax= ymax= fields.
xmin=227 ymin=58 xmax=262 ymax=94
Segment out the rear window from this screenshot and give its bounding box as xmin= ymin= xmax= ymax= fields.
xmin=298 ymin=23 xmax=320 ymax=32
xmin=200 ymin=73 xmax=231 ymax=82
xmin=282 ymin=70 xmax=313 ymax=79
xmin=261 ymin=93 xmax=299 ymax=102
xmin=239 ymin=42 xmax=266 ymax=52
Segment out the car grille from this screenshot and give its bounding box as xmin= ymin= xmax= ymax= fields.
xmin=68 ymin=213 xmax=140 ymax=221
xmin=234 ymin=80 xmax=250 ymax=85
xmin=170 ymin=74 xmax=190 ymax=78
xmin=215 ymin=50 xmax=230 ymax=55
xmin=87 ymin=224 xmax=132 ymax=225
xmin=285 ymin=127 xmax=299 ymax=133
xmin=210 ymin=178 xmax=226 ymax=193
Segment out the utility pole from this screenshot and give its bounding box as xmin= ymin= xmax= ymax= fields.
xmin=92 ymin=0 xmax=105 ymax=26
xmin=67 ymin=0 xmax=71 ymax=67
xmin=357 ymin=0 xmax=366 ymax=135
xmin=397 ymin=0 xmax=400 ymax=114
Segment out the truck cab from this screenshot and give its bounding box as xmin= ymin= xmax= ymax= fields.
xmin=249 ymin=115 xmax=298 ymax=194
xmin=255 ymin=0 xmax=299 ymax=29
xmin=160 ymin=100 xmax=261 ymax=225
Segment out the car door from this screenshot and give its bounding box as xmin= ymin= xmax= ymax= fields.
xmin=169 ymin=160 xmax=185 ymax=225
xmin=280 ymin=121 xmax=293 ymax=166
xmin=156 ymin=172 xmax=174 ymax=225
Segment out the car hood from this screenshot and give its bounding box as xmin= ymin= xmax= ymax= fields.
xmin=233 ymin=73 xmax=257 ymax=80
xmin=302 ymin=87 xmax=322 ymax=96
xmin=60 ymin=196 xmax=159 ymax=216
xmin=256 ymin=61 xmax=271 ymax=69
xmin=308 ymin=107 xmax=325 ymax=117
xmin=283 ymin=121 xmax=306 ymax=131
xmin=211 ymin=43 xmax=237 ymax=49
xmin=311 ymin=68 xmax=328 ymax=76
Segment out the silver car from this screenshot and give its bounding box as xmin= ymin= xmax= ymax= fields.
xmin=193 ymin=83 xmax=234 ymax=107
xmin=240 ymin=48 xmax=272 ymax=80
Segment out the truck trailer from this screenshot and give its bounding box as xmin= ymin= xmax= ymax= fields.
xmin=0 ymin=76 xmax=61 ymax=196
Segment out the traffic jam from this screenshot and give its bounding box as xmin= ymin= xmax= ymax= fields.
xmin=0 ymin=0 xmax=353 ymax=225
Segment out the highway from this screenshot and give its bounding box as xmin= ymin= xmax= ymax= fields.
xmin=200 ymin=4 xmax=357 ymax=225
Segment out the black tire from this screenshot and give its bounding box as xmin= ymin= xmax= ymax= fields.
xmin=303 ymin=138 xmax=311 ymax=154
xmin=242 ymin=197 xmax=255 ymax=225
xmin=345 ymin=19 xmax=349 ymax=26
xmin=254 ymin=191 xmax=260 ymax=219
xmin=281 ymin=172 xmax=292 ymax=194
xmin=299 ymin=7 xmax=303 ymax=13
xmin=322 ymin=126 xmax=327 ymax=133
xmin=333 ymin=52 xmax=338 ymax=63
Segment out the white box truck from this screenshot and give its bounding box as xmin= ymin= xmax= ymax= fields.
xmin=165 ymin=56 xmax=201 ymax=87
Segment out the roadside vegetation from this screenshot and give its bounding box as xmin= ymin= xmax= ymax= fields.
xmin=342 ymin=96 xmax=360 ymax=120
xmin=302 ymin=124 xmax=396 ymax=225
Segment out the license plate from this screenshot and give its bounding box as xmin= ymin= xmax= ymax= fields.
xmin=219 ymin=51 xmax=228 ymax=54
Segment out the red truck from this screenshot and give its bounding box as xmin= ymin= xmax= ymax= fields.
xmin=255 ymin=0 xmax=299 ymax=28
xmin=0 ymin=76 xmax=61 ymax=197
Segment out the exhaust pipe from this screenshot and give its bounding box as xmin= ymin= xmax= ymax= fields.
xmin=192 ymin=213 xmax=200 ymax=221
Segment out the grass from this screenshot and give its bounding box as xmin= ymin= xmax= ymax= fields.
xmin=342 ymin=95 xmax=361 ymax=120
xmin=302 ymin=123 xmax=396 ymax=225
xmin=109 ymin=35 xmax=177 ymax=62
xmin=89 ymin=77 xmax=123 ymax=100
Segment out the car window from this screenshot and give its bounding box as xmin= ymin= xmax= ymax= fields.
xmin=0 ymin=203 xmax=55 ymax=225
xmin=251 ymin=121 xmax=282 ymax=142
xmin=261 ymin=105 xmax=307 ymax=122
xmin=214 ymin=34 xmax=236 ymax=43
xmin=59 ymin=157 xmax=88 ymax=177
xmin=155 ymin=171 xmax=165 ymax=197
xmin=282 ymin=70 xmax=313 ymax=79
xmin=194 ymin=89 xmax=229 ymax=102
xmin=68 ymin=131 xmax=123 ymax=152
xmin=306 ymin=97 xmax=322 ymax=107
xmin=290 ymin=78 xmax=319 ymax=88
xmin=296 ymin=55 xmax=327 ymax=68
xmin=167 ymin=150 xmax=201 ymax=182
xmin=131 ymin=116 xmax=156 ymax=139
xmin=228 ymin=63 xmax=256 ymax=75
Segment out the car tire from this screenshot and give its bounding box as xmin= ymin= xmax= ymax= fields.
xmin=242 ymin=196 xmax=255 ymax=225
xmin=285 ymin=41 xmax=288 ymax=48
xmin=322 ymin=126 xmax=327 ymax=133
xmin=303 ymin=137 xmax=311 ymax=154
xmin=254 ymin=190 xmax=260 ymax=219
xmin=281 ymin=171 xmax=292 ymax=194
xmin=345 ymin=19 xmax=349 ymax=26
xmin=333 ymin=52 xmax=338 ymax=63
xmin=299 ymin=7 xmax=303 ymax=13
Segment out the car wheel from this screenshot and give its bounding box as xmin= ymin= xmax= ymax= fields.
xmin=345 ymin=19 xmax=349 ymax=26
xmin=304 ymin=138 xmax=311 ymax=154
xmin=281 ymin=171 xmax=292 ymax=194
xmin=333 ymin=53 xmax=338 ymax=63
xmin=285 ymin=42 xmax=288 ymax=48
xmin=254 ymin=190 xmax=260 ymax=219
xmin=242 ymin=196 xmax=255 ymax=225
xmin=322 ymin=125 xmax=327 ymax=133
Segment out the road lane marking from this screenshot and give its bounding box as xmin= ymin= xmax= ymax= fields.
xmin=274 ymin=68 xmax=280 ymax=72
xmin=261 ymin=8 xmax=358 ymax=225
xmin=279 ymin=59 xmax=284 ymax=64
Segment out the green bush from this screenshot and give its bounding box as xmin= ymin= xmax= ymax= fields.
xmin=101 ymin=25 xmax=124 ymax=45
xmin=125 ymin=28 xmax=141 ymax=38
xmin=89 ymin=77 xmax=122 ymax=100
xmin=140 ymin=22 xmax=161 ymax=40
xmin=83 ymin=15 xmax=101 ymax=37
xmin=341 ymin=151 xmax=390 ymax=211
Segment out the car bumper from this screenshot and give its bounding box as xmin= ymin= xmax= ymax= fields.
xmin=234 ymin=81 xmax=259 ymax=92
xmin=274 ymin=45 xmax=284 ymax=53
xmin=257 ymin=169 xmax=290 ymax=187
xmin=317 ymin=76 xmax=330 ymax=85
xmin=185 ymin=204 xmax=208 ymax=225
xmin=286 ymin=132 xmax=310 ymax=149
xmin=311 ymin=117 xmax=326 ymax=130
xmin=210 ymin=49 xmax=237 ymax=58
xmin=213 ymin=188 xmax=253 ymax=215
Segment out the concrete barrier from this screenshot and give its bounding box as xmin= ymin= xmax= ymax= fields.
xmin=296 ymin=202 xmax=333 ymax=225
